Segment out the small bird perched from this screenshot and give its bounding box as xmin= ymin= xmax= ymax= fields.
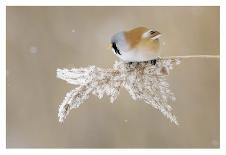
xmin=111 ymin=27 xmax=161 ymax=64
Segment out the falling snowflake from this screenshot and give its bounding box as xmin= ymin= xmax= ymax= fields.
xmin=29 ymin=46 xmax=38 ymax=54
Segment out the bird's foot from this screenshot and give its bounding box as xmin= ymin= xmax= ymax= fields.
xmin=150 ymin=59 xmax=157 ymax=65
xmin=150 ymin=57 xmax=161 ymax=65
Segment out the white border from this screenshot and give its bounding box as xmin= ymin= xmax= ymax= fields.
xmin=1 ymin=0 xmax=224 ymax=155
xmin=3 ymin=0 xmax=221 ymax=6
xmin=0 ymin=0 xmax=6 ymax=151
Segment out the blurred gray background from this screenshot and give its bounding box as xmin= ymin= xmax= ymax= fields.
xmin=6 ymin=6 xmax=219 ymax=148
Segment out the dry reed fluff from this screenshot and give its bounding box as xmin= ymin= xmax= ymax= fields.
xmin=57 ymin=55 xmax=219 ymax=125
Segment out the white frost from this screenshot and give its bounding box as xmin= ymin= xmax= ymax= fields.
xmin=57 ymin=58 xmax=181 ymax=125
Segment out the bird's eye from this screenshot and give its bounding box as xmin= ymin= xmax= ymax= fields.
xmin=112 ymin=42 xmax=121 ymax=55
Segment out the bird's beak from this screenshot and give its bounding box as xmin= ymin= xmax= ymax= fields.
xmin=107 ymin=43 xmax=112 ymax=50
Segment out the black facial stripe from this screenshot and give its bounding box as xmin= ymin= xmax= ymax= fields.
xmin=112 ymin=42 xmax=121 ymax=55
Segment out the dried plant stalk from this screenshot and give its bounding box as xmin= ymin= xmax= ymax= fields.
xmin=56 ymin=55 xmax=219 ymax=125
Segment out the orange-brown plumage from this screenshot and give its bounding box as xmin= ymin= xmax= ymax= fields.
xmin=125 ymin=27 xmax=160 ymax=53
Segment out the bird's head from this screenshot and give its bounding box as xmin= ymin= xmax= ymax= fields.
xmin=110 ymin=31 xmax=128 ymax=55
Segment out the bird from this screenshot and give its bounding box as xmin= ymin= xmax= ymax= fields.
xmin=110 ymin=27 xmax=161 ymax=64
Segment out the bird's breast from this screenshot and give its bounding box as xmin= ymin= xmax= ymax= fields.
xmin=135 ymin=39 xmax=160 ymax=52
xmin=117 ymin=48 xmax=159 ymax=62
